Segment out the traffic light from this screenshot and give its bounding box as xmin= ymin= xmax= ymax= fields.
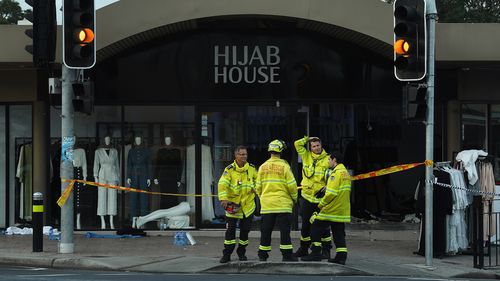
xmin=402 ymin=84 xmax=427 ymax=122
xmin=63 ymin=0 xmax=96 ymax=69
xmin=393 ymin=0 xmax=427 ymax=81
xmin=72 ymin=81 xmax=94 ymax=115
xmin=24 ymin=0 xmax=57 ymax=68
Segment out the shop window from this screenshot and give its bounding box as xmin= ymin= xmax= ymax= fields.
xmin=490 ymin=105 xmax=500 ymax=182
xmin=10 ymin=105 xmax=32 ymax=225
xmin=123 ymin=106 xmax=196 ymax=229
xmin=0 ymin=106 xmax=5 ymax=228
xmin=202 ymin=106 xmax=308 ymax=227
xmin=461 ymin=104 xmax=487 ymax=151
xmin=49 ymin=106 xmax=122 ymax=229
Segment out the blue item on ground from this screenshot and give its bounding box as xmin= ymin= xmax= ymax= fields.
xmin=84 ymin=232 xmax=142 ymax=239
xmin=48 ymin=229 xmax=60 ymax=240
xmin=173 ymin=231 xmax=189 ymax=246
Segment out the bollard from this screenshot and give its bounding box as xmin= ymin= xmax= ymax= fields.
xmin=32 ymin=192 xmax=43 ymax=252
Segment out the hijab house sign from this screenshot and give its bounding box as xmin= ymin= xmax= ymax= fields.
xmin=214 ymin=45 xmax=280 ymax=84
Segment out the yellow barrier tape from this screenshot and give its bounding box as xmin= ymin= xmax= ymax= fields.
xmin=58 ymin=179 xmax=218 ymax=207
xmin=57 ymin=180 xmax=75 ymax=207
xmin=350 ymin=160 xmax=433 ymax=181
xmin=297 ymin=160 xmax=433 ymax=189
xmin=58 ymin=160 xmax=433 ymax=207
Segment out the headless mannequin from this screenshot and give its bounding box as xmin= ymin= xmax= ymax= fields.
xmin=153 ymin=137 xmax=181 ymax=188
xmin=96 ymin=136 xmax=116 ymax=230
xmin=136 ymin=201 xmax=190 ymax=228
xmin=127 ymin=136 xmax=151 ymax=228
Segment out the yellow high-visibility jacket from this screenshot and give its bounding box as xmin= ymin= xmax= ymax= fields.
xmin=217 ymin=161 xmax=257 ymax=218
xmin=316 ymin=163 xmax=351 ymax=223
xmin=255 ymin=155 xmax=298 ymax=214
xmin=294 ymin=136 xmax=330 ymax=204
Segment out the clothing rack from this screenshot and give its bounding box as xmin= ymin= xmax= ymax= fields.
xmin=477 ymin=155 xmax=495 ymax=164
xmin=435 ymin=161 xmax=452 ymax=167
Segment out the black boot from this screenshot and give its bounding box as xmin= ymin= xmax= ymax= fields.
xmin=328 ymin=252 xmax=347 ymax=265
xmin=219 ymin=254 xmax=231 ymax=263
xmin=321 ymin=243 xmax=332 ymax=260
xmin=258 ymin=250 xmax=269 ymax=262
xmin=221 ymin=243 xmax=235 ymax=263
xmin=301 ymin=246 xmax=322 ymax=262
xmin=282 ymin=250 xmax=299 ymax=262
xmin=293 ymin=240 xmax=311 ymax=257
xmin=236 ymin=246 xmax=247 ymax=261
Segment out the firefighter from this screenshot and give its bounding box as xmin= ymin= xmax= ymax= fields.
xmin=301 ymin=151 xmax=351 ymax=264
xmin=293 ymin=136 xmax=332 ymax=259
xmin=218 ymin=146 xmax=258 ymax=263
xmin=256 ymin=139 xmax=298 ymax=262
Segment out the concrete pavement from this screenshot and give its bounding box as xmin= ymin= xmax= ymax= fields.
xmin=0 ymin=223 xmax=498 ymax=279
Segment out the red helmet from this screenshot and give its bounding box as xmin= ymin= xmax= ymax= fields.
xmin=224 ymin=202 xmax=240 ymax=214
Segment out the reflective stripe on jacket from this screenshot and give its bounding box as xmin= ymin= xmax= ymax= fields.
xmin=294 ymin=136 xmax=329 ymax=203
xmin=255 ymin=155 xmax=298 ymax=214
xmin=217 ymin=161 xmax=257 ymax=218
xmin=316 ymin=163 xmax=351 ymax=223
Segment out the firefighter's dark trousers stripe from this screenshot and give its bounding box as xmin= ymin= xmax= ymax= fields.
xmin=310 ymin=219 xmax=346 ymax=253
xmin=259 ymin=213 xmax=293 ymax=255
xmin=299 ymin=197 xmax=332 ymax=245
xmin=223 ymin=215 xmax=253 ymax=256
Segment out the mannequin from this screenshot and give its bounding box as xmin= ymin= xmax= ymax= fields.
xmin=153 ymin=136 xmax=182 ymax=209
xmin=127 ymin=136 xmax=151 ymax=228
xmin=94 ymin=136 xmax=119 ymax=229
xmin=73 ymin=137 xmax=88 ymax=230
xmin=136 ymin=201 xmax=190 ymax=229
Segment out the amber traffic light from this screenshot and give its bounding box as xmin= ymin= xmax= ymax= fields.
xmin=393 ymin=0 xmax=427 ymax=81
xmin=63 ymin=0 xmax=96 ymax=69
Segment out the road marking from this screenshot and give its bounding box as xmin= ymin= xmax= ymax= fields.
xmin=17 ymin=274 xmax=77 ymax=277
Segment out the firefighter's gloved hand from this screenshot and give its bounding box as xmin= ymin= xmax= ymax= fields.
xmin=310 ymin=212 xmax=318 ymax=224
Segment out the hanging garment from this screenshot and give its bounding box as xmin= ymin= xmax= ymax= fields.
xmin=417 ymin=169 xmax=453 ymax=257
xmin=456 ymin=149 xmax=488 ymax=185
xmin=186 ymin=144 xmax=215 ymax=223
xmin=480 ymin=162 xmax=496 ymax=241
xmin=127 ymin=146 xmax=151 ymax=217
xmin=73 ymin=148 xmax=87 ymax=214
xmin=16 ymin=144 xmax=33 ymax=221
xmin=442 ymin=167 xmax=469 ymax=254
xmin=94 ymin=148 xmax=119 ymax=216
xmin=155 ymin=148 xmax=183 ymax=209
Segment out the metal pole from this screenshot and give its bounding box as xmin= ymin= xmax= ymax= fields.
xmin=32 ymin=192 xmax=43 ymax=252
xmin=425 ymin=0 xmax=437 ymax=267
xmin=60 ymin=65 xmax=75 ymax=254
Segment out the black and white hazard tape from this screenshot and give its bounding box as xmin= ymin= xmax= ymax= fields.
xmin=427 ymin=179 xmax=498 ymax=197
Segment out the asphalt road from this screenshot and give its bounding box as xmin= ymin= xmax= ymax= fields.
xmin=0 ymin=265 xmax=488 ymax=281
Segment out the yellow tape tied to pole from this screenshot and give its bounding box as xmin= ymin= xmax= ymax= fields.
xmin=350 ymin=160 xmax=433 ymax=181
xmin=57 ymin=179 xmax=217 ymax=208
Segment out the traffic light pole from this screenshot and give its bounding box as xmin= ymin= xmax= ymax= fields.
xmin=60 ymin=65 xmax=76 ymax=254
xmin=424 ymin=0 xmax=437 ymax=267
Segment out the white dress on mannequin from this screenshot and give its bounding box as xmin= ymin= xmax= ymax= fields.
xmin=186 ymin=144 xmax=215 ymax=223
